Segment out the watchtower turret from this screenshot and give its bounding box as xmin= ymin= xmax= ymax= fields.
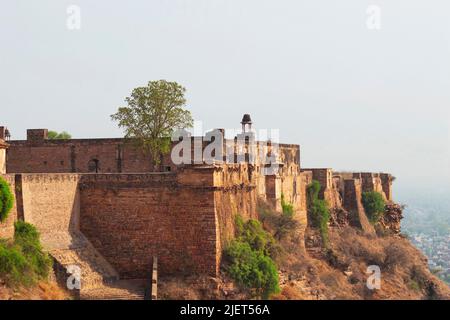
xmin=241 ymin=114 xmax=252 ymax=133
xmin=0 ymin=126 xmax=9 ymax=174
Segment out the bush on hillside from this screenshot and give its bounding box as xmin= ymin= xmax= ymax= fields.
xmin=257 ymin=197 xmax=299 ymax=242
xmin=0 ymin=221 xmax=51 ymax=287
xmin=280 ymin=194 xmax=294 ymax=217
xmin=307 ymin=180 xmax=321 ymax=203
xmin=0 ymin=240 xmax=32 ymax=286
xmin=234 ymin=215 xmax=279 ymax=258
xmin=361 ymin=191 xmax=386 ymax=224
xmin=259 ymin=206 xmax=299 ymax=241
xmin=307 ymin=180 xmax=330 ymax=247
xmin=224 ymin=215 xmax=281 ymax=299
xmin=224 ymin=240 xmax=280 ymax=299
xmin=0 ymin=177 xmax=14 ymax=222
xmin=14 ymin=220 xmax=52 ymax=278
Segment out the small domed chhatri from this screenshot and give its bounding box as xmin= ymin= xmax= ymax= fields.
xmin=0 ymin=127 xmax=9 ymax=174
xmin=241 ymin=114 xmax=252 ymax=132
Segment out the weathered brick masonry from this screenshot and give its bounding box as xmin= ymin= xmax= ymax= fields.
xmin=78 ymin=164 xmax=260 ymax=278
xmin=19 ymin=174 xmax=81 ymax=246
xmin=79 ymin=171 xmax=219 ymax=278
xmin=0 ymin=168 xmax=258 ymax=278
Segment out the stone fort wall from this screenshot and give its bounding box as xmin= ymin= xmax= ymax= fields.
xmin=5 ymin=129 xmax=300 ymax=176
xmin=19 ymin=174 xmax=81 ymax=247
xmin=0 ymin=164 xmax=261 ymax=278
xmin=0 ymin=169 xmax=394 ymax=280
xmin=79 ymin=171 xmax=217 ymax=278
xmin=0 ymin=126 xmax=395 ymax=280
xmin=6 ymin=137 xmax=175 ymax=174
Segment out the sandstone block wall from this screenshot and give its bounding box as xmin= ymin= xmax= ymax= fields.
xmin=20 ymin=174 xmax=81 ymax=247
xmin=265 ymin=175 xmax=281 ymax=211
xmin=301 ymin=168 xmax=342 ymax=208
xmin=1 ymin=170 xmax=223 ymax=279
xmin=79 ymin=172 xmax=220 ymax=278
xmin=360 ymin=173 xmax=384 ymax=196
xmin=78 ymin=164 xmax=263 ymax=279
xmin=212 ymin=164 xmax=259 ymax=255
xmin=27 ymin=129 xmax=48 ymax=141
xmin=6 ymin=139 xmax=175 ymax=174
xmin=6 ymin=134 xmax=300 ymax=183
xmin=380 ymin=173 xmax=393 ymax=201
xmin=343 ymin=179 xmax=375 ymax=235
xmin=302 ymin=168 xmax=332 ymax=191
xmin=334 ymin=171 xmax=394 ymax=205
xmin=1 ymin=165 xmax=265 ymax=279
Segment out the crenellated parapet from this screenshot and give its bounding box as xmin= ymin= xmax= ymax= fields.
xmin=334 ymin=171 xmax=394 ymax=203
xmin=298 ymin=168 xmax=396 ymax=233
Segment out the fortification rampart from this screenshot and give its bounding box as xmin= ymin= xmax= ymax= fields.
xmin=19 ymin=174 xmax=81 ymax=247
xmin=79 ymin=172 xmax=218 ymax=277
xmin=0 ymin=119 xmax=397 ymax=282
xmin=343 ymin=178 xmax=375 ymax=234
xmin=334 ymin=171 xmax=393 ymax=202
xmin=301 ymin=168 xmax=342 ymax=208
xmin=0 ymin=163 xmax=264 ymax=279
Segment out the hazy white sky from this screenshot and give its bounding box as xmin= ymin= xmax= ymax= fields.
xmin=1 ymin=0 xmax=449 ymax=196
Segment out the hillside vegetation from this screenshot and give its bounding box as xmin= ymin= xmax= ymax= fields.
xmin=159 ymin=189 xmax=450 ymax=300
xmin=0 ymin=178 xmax=68 ymax=300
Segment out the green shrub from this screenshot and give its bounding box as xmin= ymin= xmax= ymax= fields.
xmin=361 ymin=191 xmax=386 ymax=224
xmin=307 ymin=180 xmax=330 ymax=247
xmin=14 ymin=220 xmax=52 ymax=279
xmin=409 ymin=280 xmax=421 ymax=291
xmin=235 ymin=214 xmax=245 ymax=236
xmin=280 ymin=194 xmax=294 ymax=217
xmin=225 ymin=215 xmax=281 ymax=298
xmin=224 ymin=240 xmax=280 ymax=299
xmin=307 ymin=180 xmax=321 ymax=203
xmin=234 ymin=215 xmax=278 ymax=258
xmin=0 ymin=177 xmax=14 ymax=222
xmin=310 ymin=199 xmax=330 ymax=244
xmin=259 ymin=206 xmax=298 ymax=241
xmin=0 ymin=221 xmax=51 ymax=287
xmin=0 ymin=241 xmax=33 ymax=286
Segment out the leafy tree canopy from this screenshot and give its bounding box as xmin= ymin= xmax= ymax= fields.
xmin=111 ymin=80 xmax=193 ymax=170
xmin=47 ymin=131 xmax=72 ymax=140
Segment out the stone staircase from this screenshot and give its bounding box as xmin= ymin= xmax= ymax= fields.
xmin=80 ymin=280 xmax=147 ymax=300
xmin=42 ymin=231 xmax=147 ymax=299
xmin=43 ymin=231 xmax=119 ymax=290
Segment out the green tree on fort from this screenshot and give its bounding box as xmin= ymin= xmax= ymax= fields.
xmin=111 ymin=80 xmax=194 ymax=171
xmin=48 ymin=131 xmax=72 ymax=140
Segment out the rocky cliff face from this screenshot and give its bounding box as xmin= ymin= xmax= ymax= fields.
xmin=295 ymin=227 xmax=450 ymax=300
xmin=380 ymin=203 xmax=404 ymax=235
xmin=158 ymin=200 xmax=450 ymax=300
xmin=283 ymin=201 xmax=450 ymax=300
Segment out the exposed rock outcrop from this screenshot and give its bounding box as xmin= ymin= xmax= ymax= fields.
xmin=380 ymin=203 xmax=404 ymax=235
